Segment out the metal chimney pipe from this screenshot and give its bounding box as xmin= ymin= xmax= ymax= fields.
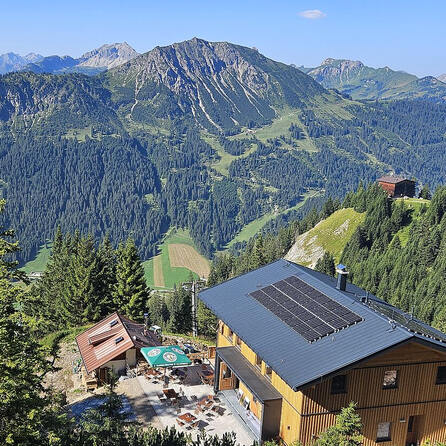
xmin=336 ymin=264 xmax=349 ymax=291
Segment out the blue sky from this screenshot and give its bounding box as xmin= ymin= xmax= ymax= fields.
xmin=2 ymin=0 xmax=445 ymax=76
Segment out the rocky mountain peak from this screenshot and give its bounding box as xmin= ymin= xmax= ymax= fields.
xmin=105 ymin=37 xmax=324 ymax=131
xmin=320 ymin=58 xmax=364 ymax=69
xmin=24 ymin=53 xmax=43 ymax=63
xmin=78 ymin=42 xmax=139 ymax=69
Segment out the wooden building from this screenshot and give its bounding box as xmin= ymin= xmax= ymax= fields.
xmin=378 ymin=175 xmax=416 ymax=198
xmin=199 ymin=260 xmax=446 ymax=446
xmin=76 ymin=312 xmax=160 ymax=387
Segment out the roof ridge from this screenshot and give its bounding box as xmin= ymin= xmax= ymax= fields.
xmin=200 ymin=258 xmax=289 ymax=295
xmin=116 ymin=313 xmax=136 ymax=349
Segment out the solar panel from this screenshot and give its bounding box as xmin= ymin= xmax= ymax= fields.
xmin=249 ymin=275 xmax=363 ymax=342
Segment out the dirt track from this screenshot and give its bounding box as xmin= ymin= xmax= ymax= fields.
xmin=168 ymin=243 xmax=210 ymax=278
xmin=153 ymin=255 xmax=165 ymax=287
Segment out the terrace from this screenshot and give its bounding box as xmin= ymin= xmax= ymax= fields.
xmin=135 ymin=364 xmax=256 ymax=445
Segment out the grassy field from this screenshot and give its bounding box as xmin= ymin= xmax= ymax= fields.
xmin=202 ymin=133 xmax=257 ymax=176
xmin=21 ymin=243 xmax=52 ymax=274
xmin=285 ymin=207 xmax=366 ymax=267
xmin=143 ymin=229 xmax=209 ymax=289
xmin=229 ymin=107 xmax=318 ymax=152
xmin=225 ymin=190 xmax=322 ymax=249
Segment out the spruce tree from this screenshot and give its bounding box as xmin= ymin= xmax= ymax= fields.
xmin=0 ymin=200 xmax=66 ymax=445
xmin=315 ymin=402 xmax=362 ymax=446
xmin=113 ymin=238 xmax=149 ymax=321
xmin=62 ymin=235 xmax=101 ymax=325
xmin=250 ymin=234 xmax=266 ymax=269
xmin=315 ymin=252 xmax=336 ymax=277
xmin=97 ymin=234 xmax=117 ymax=316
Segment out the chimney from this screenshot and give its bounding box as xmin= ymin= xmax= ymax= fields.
xmin=336 ymin=264 xmax=348 ymax=291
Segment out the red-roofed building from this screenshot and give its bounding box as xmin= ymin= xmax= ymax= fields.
xmin=76 ymin=312 xmax=160 ymax=386
xmin=377 ymin=175 xmax=416 ymax=198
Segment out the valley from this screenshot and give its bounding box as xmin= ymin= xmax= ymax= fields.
xmin=2 ymin=38 xmax=446 ymax=274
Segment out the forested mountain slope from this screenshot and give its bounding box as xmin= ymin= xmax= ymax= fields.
xmin=209 ymin=184 xmax=446 ymax=333
xmin=1 ymin=38 xmax=446 ymax=264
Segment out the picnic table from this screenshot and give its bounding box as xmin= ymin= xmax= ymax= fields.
xmin=178 ymin=412 xmax=197 ymax=424
xmin=163 ymin=388 xmax=178 ymax=399
xmin=198 ymin=369 xmax=214 ymax=385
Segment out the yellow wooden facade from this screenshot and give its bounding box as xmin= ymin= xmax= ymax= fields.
xmin=216 ymin=321 xmax=446 ymax=445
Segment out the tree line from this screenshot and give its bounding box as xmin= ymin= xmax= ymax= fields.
xmin=24 ymin=227 xmax=195 ymax=338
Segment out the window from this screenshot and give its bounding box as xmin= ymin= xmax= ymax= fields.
xmin=265 ymin=364 xmax=272 ymax=379
xmin=383 ymin=370 xmax=398 ymax=389
xmin=255 ymin=354 xmax=262 ymax=368
xmin=110 ymin=319 xmax=118 ymax=327
xmin=228 ymin=329 xmax=233 ymax=341
xmin=219 ymin=322 xmax=224 ymax=335
xmin=236 ymin=335 xmax=242 ymax=347
xmin=376 ymin=422 xmax=391 ymax=442
xmin=115 ymin=336 xmax=124 ymax=344
xmin=436 ymin=366 xmax=446 ymax=384
xmin=331 ymin=375 xmax=347 ymax=394
xmin=223 ymin=365 xmax=232 ymax=379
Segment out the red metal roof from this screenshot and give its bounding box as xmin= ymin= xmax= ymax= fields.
xmin=377 ymin=175 xmax=413 ymax=184
xmin=76 ymin=312 xmax=160 ymax=373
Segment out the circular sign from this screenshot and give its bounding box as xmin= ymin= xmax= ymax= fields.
xmin=171 ymin=347 xmax=184 ymax=354
xmin=146 ymin=348 xmax=161 ymax=357
xmin=163 ymin=352 xmax=177 ymax=362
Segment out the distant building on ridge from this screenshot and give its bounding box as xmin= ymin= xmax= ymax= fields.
xmin=377 ymin=175 xmax=416 ymax=198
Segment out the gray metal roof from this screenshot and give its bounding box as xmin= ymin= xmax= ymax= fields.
xmin=199 ymin=259 xmax=446 ymax=391
xmin=217 ymin=346 xmax=282 ymax=402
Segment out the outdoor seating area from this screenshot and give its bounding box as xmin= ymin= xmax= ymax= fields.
xmin=136 ymin=363 xmax=255 ymax=444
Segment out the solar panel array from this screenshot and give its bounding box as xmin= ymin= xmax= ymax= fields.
xmin=366 ymin=300 xmax=446 ymax=343
xmin=249 ymin=275 xmax=362 ymax=342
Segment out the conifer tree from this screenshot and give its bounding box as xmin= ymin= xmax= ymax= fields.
xmin=0 ymin=200 xmax=66 ymax=445
xmin=419 ymin=184 xmax=432 ymax=200
xmin=315 ymin=252 xmax=336 ymax=277
xmin=168 ymin=287 xmax=192 ymax=333
xmin=113 ymin=238 xmax=149 ymax=321
xmin=62 ymin=235 xmax=101 ymax=325
xmin=97 ymin=234 xmax=117 ymax=316
xmin=315 ymin=402 xmax=362 ymax=446
xmin=250 ymin=234 xmax=266 ymax=269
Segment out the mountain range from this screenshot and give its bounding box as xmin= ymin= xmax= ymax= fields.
xmin=1 ymin=38 xmax=446 ymax=266
xmin=0 ymin=42 xmax=138 ymax=75
xmin=300 ymin=58 xmax=446 ymax=102
xmin=0 ymin=52 xmax=43 ymax=74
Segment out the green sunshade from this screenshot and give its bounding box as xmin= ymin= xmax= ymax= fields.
xmin=141 ymin=345 xmax=192 ymax=367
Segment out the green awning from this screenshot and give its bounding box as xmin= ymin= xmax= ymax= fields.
xmin=141 ymin=345 xmax=192 ymax=367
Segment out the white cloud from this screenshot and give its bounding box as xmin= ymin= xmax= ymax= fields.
xmin=299 ymin=9 xmax=326 ymax=19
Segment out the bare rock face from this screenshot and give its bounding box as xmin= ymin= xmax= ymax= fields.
xmin=78 ymin=42 xmax=139 ymax=69
xmin=308 ymin=59 xmax=366 ymax=86
xmin=105 ymin=37 xmax=325 ymax=130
